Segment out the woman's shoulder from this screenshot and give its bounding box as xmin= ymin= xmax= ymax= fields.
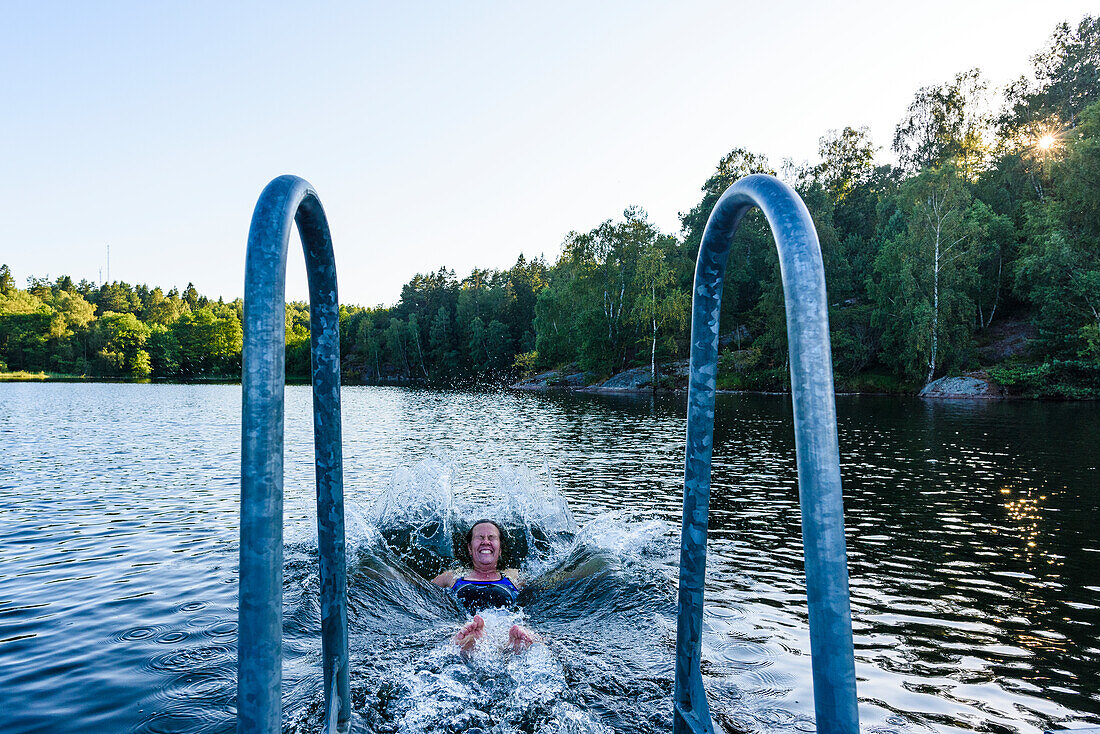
xmin=431 ymin=568 xmax=467 ymax=587
xmin=502 ymin=568 xmax=523 ymax=588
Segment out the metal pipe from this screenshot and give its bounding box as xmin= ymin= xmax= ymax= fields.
xmin=239 ymin=175 xmax=349 ymax=734
xmin=675 ymin=174 xmax=858 ymax=734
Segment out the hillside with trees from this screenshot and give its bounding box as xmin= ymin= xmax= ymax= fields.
xmin=2 ymin=16 xmax=1097 ymax=397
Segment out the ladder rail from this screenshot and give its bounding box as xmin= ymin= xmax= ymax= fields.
xmin=675 ymin=173 xmax=859 ymax=734
xmin=239 ymin=174 xmax=349 ymax=734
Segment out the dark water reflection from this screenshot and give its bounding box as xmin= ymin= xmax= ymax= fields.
xmin=701 ymin=396 xmax=1100 ymax=733
xmin=0 ymin=383 xmax=1096 ymax=733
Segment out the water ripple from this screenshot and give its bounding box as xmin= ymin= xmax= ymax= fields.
xmin=1 ymin=384 xmax=1098 ymax=733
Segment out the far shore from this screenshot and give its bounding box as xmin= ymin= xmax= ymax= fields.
xmin=0 ymin=372 xmax=246 ymax=385
xmin=3 ymin=369 xmax=1095 ymax=401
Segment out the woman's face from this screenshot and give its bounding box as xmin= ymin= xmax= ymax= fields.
xmin=467 ymin=522 xmax=502 ymax=572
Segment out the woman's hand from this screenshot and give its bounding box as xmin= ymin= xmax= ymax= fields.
xmin=508 ymin=624 xmax=539 ymax=652
xmin=453 ymin=615 xmax=485 ymax=651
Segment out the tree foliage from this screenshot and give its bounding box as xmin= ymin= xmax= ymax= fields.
xmin=893 ymin=69 xmax=992 ymax=178
xmin=1002 ymin=16 xmax=1100 ymax=132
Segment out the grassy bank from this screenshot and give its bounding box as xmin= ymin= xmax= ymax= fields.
xmin=0 ymin=370 xmax=79 ymax=381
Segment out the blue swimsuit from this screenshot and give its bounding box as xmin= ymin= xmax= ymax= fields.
xmin=451 ymin=574 xmax=519 ymax=611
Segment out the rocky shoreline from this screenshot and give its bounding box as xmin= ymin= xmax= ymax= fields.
xmin=512 ymin=362 xmax=1009 ymax=399
xmin=510 ymin=360 xmax=690 ymax=394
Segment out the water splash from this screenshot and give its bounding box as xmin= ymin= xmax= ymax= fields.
xmin=374 ymin=609 xmax=610 ymax=734
xmin=289 ymin=461 xmax=681 ymax=734
xmin=370 ymin=460 xmax=458 ymax=578
xmin=368 ymin=461 xmax=580 ymax=578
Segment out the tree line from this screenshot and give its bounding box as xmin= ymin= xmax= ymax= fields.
xmin=2 ymin=16 xmax=1097 ymax=396
xmin=0 ymin=274 xmax=244 ymax=379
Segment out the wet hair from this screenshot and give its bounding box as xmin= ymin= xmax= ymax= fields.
xmin=463 ymin=519 xmax=508 ymax=564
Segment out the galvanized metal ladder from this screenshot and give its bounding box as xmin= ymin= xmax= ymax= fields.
xmin=234 ymin=173 xmax=862 ymax=734
xmin=673 ymin=174 xmax=859 ymax=734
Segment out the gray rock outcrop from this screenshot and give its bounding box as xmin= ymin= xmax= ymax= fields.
xmin=919 ymin=371 xmax=1005 ymax=399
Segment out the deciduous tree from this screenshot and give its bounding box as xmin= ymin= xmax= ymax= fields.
xmin=870 ymin=166 xmax=978 ymax=384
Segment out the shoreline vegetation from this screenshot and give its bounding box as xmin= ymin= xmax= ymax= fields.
xmin=0 ymin=363 xmax=1090 ymax=402
xmin=2 ymin=17 xmax=1098 ymax=401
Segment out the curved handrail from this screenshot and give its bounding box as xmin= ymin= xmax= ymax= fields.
xmin=238 ymin=175 xmax=349 ymax=733
xmin=674 ymin=174 xmax=858 ymax=734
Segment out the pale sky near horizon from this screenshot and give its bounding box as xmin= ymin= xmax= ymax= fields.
xmin=1 ymin=1 xmax=1095 ymax=307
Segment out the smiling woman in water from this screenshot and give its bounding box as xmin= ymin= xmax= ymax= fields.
xmin=433 ymin=519 xmax=538 ymax=652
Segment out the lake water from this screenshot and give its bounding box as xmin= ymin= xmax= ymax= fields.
xmin=0 ymin=383 xmax=1097 ymax=734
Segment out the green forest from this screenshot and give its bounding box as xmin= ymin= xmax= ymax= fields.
xmin=2 ymin=17 xmax=1098 ymax=398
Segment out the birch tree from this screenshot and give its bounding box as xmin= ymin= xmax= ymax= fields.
xmin=630 ymin=236 xmax=688 ymax=391
xmin=870 ymin=166 xmax=978 ymax=384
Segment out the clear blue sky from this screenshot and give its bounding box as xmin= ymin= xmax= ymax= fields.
xmin=1 ymin=1 xmax=1094 ymax=307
